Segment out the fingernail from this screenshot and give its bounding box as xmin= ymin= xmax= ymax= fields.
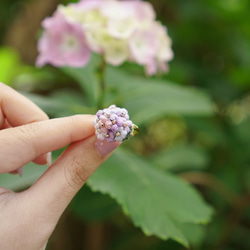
xmin=9 ymin=166 xmax=23 ymax=176
xmin=95 ymin=140 xmax=121 ymax=157
xmin=17 ymin=166 xmax=23 ymax=177
xmin=46 ymin=152 xmax=52 ymax=167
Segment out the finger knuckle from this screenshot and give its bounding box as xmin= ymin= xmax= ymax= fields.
xmin=17 ymin=123 xmax=40 ymax=155
xmin=18 ymin=124 xmax=36 ymax=142
xmin=64 ymin=157 xmax=90 ymax=189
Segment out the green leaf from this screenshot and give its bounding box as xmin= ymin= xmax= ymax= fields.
xmin=180 ymin=223 xmax=206 ymax=248
xmin=0 ymin=150 xmax=63 ymax=191
xmin=184 ymin=117 xmax=227 ymax=146
xmin=22 ymin=92 xmax=95 ymax=117
xmin=105 ymin=68 xmax=215 ymax=125
xmin=0 ymin=162 xmax=47 ymax=191
xmin=62 ymin=54 xmax=101 ymax=106
xmin=88 ymin=148 xmax=213 ymax=247
xmin=70 ymin=185 xmax=120 ymax=222
xmin=152 ymin=143 xmax=209 ymax=172
xmin=234 ymin=118 xmax=250 ymax=145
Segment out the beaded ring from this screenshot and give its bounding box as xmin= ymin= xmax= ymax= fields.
xmin=94 ymin=105 xmax=139 ymax=142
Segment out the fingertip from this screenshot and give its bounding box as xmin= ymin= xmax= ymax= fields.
xmin=33 ymin=154 xmax=47 ymax=165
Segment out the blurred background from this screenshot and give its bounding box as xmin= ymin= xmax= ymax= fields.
xmin=0 ymin=0 xmax=250 ymax=249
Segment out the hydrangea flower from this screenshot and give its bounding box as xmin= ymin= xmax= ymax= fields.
xmin=37 ymin=0 xmax=173 ymax=75
xmin=94 ymin=105 xmax=138 ymax=142
xmin=36 ymin=11 xmax=91 ymax=67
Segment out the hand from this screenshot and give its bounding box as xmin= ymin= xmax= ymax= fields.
xmin=0 ymin=82 xmax=120 ymax=250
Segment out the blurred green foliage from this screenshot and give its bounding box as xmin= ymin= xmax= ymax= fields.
xmin=0 ymin=0 xmax=250 ymax=249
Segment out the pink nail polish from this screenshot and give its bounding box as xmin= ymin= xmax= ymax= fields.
xmin=95 ymin=140 xmax=121 ymax=157
xmin=17 ymin=166 xmax=23 ymax=177
xmin=46 ymin=152 xmax=52 ymax=167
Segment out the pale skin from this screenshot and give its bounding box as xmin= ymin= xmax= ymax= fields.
xmin=0 ymin=82 xmax=120 ymax=250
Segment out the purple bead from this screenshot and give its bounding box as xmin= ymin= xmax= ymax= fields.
xmin=105 ymin=120 xmax=112 ymax=129
xmin=100 ymin=115 xmax=107 ymax=123
xmin=111 ymin=124 xmax=118 ymax=132
xmin=125 ymin=126 xmax=131 ymax=133
xmin=107 ymin=131 xmax=115 ymax=142
xmin=126 ymin=120 xmax=133 ymax=127
xmin=116 ymin=117 xmax=125 ymax=127
xmin=96 ymin=110 xmax=103 ymax=118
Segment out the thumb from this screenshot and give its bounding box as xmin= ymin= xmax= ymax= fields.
xmin=20 ymin=135 xmax=120 ymax=230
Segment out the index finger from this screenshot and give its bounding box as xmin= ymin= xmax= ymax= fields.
xmin=0 ymin=82 xmax=48 ymax=128
xmin=0 ymin=115 xmax=95 ymax=173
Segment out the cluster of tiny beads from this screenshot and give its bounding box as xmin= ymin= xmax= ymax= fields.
xmin=94 ymin=105 xmax=133 ymax=142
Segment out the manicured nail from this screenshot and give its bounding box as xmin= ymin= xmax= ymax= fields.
xmin=46 ymin=152 xmax=52 ymax=167
xmin=9 ymin=166 xmax=23 ymax=176
xmin=17 ymin=166 xmax=23 ymax=177
xmin=95 ymin=140 xmax=121 ymax=157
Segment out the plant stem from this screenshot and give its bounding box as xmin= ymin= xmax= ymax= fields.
xmin=97 ymin=57 xmax=107 ymax=110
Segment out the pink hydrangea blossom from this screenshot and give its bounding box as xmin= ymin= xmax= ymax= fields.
xmin=36 ymin=0 xmax=173 ymax=75
xmin=75 ymin=0 xmax=102 ymax=10
xmin=36 ymin=11 xmax=91 ymax=68
xmin=129 ymin=29 xmax=158 ymax=65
